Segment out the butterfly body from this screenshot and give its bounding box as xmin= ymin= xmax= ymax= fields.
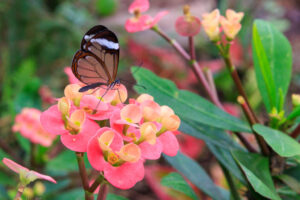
xmin=72 ymin=25 xmax=120 ymax=92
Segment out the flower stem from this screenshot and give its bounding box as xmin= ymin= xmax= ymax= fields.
xmin=290 ymin=123 xmax=300 ymax=138
xmin=237 ymin=96 xmax=270 ymax=156
xmin=30 ymin=143 xmax=37 ymax=169
xmin=219 ymin=163 xmax=241 ymax=200
xmin=76 ymin=152 xmax=94 ymax=200
xmin=97 ymin=184 xmax=108 ymax=200
xmin=14 ymin=184 xmax=25 ymax=200
xmin=152 ymin=26 xmax=255 ymax=153
xmin=89 ymin=175 xmax=104 ymax=193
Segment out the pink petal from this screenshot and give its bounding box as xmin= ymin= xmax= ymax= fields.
xmin=139 ymin=139 xmax=163 ymax=160
xmin=87 ymin=128 xmax=124 ymax=171
xmin=31 ymin=171 xmax=57 ymax=183
xmin=40 ymin=105 xmax=67 ymax=135
xmin=151 ymin=11 xmax=168 ymax=26
xmin=159 ymin=131 xmax=179 ymax=157
xmin=128 ymin=0 xmax=149 ymax=13
xmin=104 ymin=160 xmax=144 ymax=189
xmin=60 ymin=119 xmax=100 ymax=152
xmin=64 ymin=67 xmax=81 ymax=84
xmin=2 ymin=158 xmax=28 ymax=174
xmin=125 ymin=15 xmax=153 ymax=33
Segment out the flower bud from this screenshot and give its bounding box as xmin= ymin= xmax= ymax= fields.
xmin=175 ymin=5 xmax=201 ymax=37
xmin=137 ymin=94 xmax=154 ymax=103
xmin=98 ymin=130 xmax=115 ymax=151
xmin=120 ymin=104 xmax=142 ymax=124
xmin=64 ymin=84 xmax=84 ymax=107
xmin=58 ymin=97 xmax=70 ymax=116
xmin=66 ymin=110 xmax=85 ymax=134
xmin=140 ymin=122 xmax=157 ymax=144
xmin=34 ymin=181 xmax=45 ymax=196
xmin=202 ymin=9 xmax=220 ymax=41
xmin=118 ymin=143 xmax=141 ymax=163
xmin=161 ymin=114 xmax=180 ymax=131
xmin=220 ymin=9 xmax=244 ymax=40
xmin=292 ymin=94 xmax=300 ymax=107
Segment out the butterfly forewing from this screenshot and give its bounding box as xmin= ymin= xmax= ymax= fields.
xmin=72 ymin=25 xmax=120 ymax=87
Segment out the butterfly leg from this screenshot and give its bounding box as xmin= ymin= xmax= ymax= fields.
xmin=93 ymin=85 xmax=112 ymax=113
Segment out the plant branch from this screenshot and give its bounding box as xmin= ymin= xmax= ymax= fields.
xmin=290 ymin=123 xmax=300 ymax=138
xmin=152 ymin=26 xmax=255 ymax=153
xmin=238 ymin=96 xmax=270 ymax=156
xmin=219 ymin=162 xmax=241 ymax=200
xmin=97 ymin=184 xmax=108 ymax=200
xmin=14 ymin=184 xmax=25 ymax=200
xmin=76 ymin=152 xmax=93 ymax=200
xmin=89 ymin=175 xmax=104 ymax=193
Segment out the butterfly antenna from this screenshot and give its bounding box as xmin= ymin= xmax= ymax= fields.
xmin=119 ymin=78 xmax=146 ymax=90
xmin=131 ymin=61 xmax=144 ymax=74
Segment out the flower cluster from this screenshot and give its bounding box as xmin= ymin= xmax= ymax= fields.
xmin=41 ymin=83 xmax=180 ymax=189
xmin=13 ymin=108 xmax=56 ymax=147
xmin=125 ymin=0 xmax=168 ymax=32
xmin=202 ymin=9 xmax=244 ymax=41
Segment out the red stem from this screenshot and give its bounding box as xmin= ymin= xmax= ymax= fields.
xmin=97 ymin=184 xmax=108 ymax=200
xmin=76 ymin=152 xmax=94 ymax=200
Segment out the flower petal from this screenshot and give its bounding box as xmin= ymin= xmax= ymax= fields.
xmin=60 ymin=119 xmax=100 ymax=152
xmin=159 ymin=131 xmax=179 ymax=156
xmin=139 ymin=139 xmax=163 ymax=160
xmin=40 ymin=105 xmax=67 ymax=135
xmin=104 ymin=160 xmax=144 ymax=189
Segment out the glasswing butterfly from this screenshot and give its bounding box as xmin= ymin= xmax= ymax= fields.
xmin=72 ymin=25 xmax=120 ymax=95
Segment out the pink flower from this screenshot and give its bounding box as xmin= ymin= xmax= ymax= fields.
xmin=202 ymin=9 xmax=221 ymax=41
xmin=220 ymin=9 xmax=244 ymax=40
xmin=87 ymin=128 xmax=144 ymax=189
xmin=125 ymin=0 xmax=168 ymax=32
xmin=2 ymin=158 xmax=56 ymax=185
xmin=12 ymin=108 xmax=56 ymax=147
xmin=64 ymin=67 xmax=81 ymax=84
xmin=40 ymin=105 xmax=99 ymax=152
xmin=175 ymin=5 xmax=201 ymax=37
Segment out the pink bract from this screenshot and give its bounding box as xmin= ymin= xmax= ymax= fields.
xmin=128 ymin=0 xmax=149 ymax=13
xmin=87 ymin=128 xmax=144 ymax=189
xmin=13 ymin=108 xmax=56 ymax=147
xmin=40 ymin=105 xmax=100 ymax=152
xmin=64 ymin=67 xmax=81 ymax=84
xmin=159 ymin=131 xmax=179 ymax=157
xmin=2 ymin=158 xmax=56 ymax=184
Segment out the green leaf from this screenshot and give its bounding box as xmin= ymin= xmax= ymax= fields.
xmin=132 ymin=67 xmax=251 ymax=133
xmin=95 ymin=0 xmax=117 ymax=16
xmin=277 ymin=174 xmax=300 ymax=194
xmin=107 ymin=193 xmax=129 ymax=200
xmin=206 ymin=142 xmax=246 ymax=184
xmin=46 ymin=150 xmax=91 ymax=173
xmin=180 ymin=118 xmax=243 ymax=149
xmin=232 ymin=150 xmax=281 ymax=200
xmin=180 ymin=119 xmax=246 ymax=183
xmin=253 ymin=124 xmax=300 ymax=157
xmin=161 ymin=172 xmax=198 ymax=200
xmin=252 ymin=19 xmax=292 ymax=113
xmin=164 ymin=152 xmax=229 ymax=200
xmin=287 ymin=106 xmax=300 ymax=121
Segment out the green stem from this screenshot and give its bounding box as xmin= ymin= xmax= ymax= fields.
xmin=219 ymin=163 xmax=241 ymax=200
xmin=76 ymin=152 xmax=94 ymax=200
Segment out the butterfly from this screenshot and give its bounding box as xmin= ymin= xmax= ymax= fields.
xmin=71 ymin=25 xmax=120 ymax=97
